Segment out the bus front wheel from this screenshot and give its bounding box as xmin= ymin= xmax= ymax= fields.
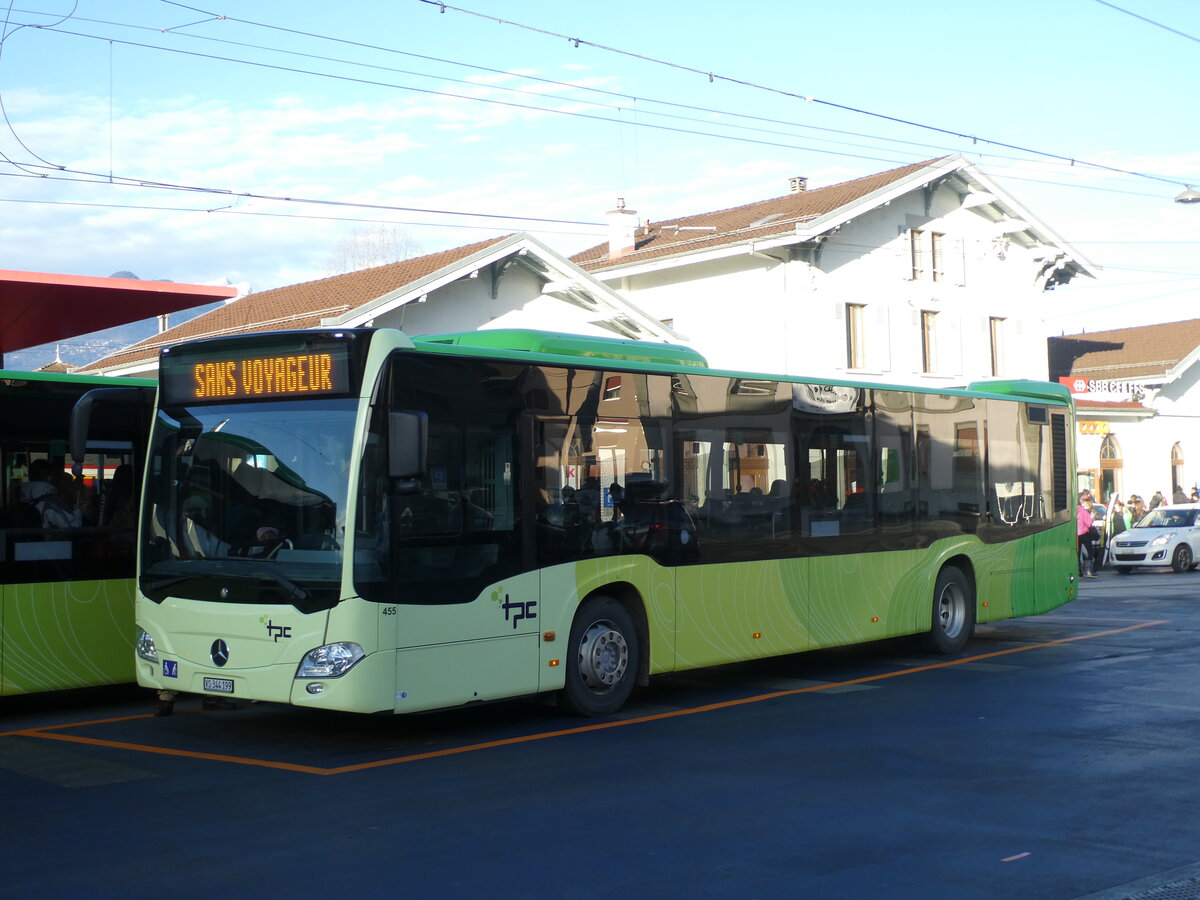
xmin=925 ymin=566 xmax=974 ymax=655
xmin=559 ymin=595 xmax=639 ymax=717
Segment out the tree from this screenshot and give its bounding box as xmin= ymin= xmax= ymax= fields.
xmin=325 ymin=226 xmax=421 ymax=275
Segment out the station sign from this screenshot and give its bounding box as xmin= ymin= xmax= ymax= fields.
xmin=1058 ymin=377 xmax=1147 ymax=401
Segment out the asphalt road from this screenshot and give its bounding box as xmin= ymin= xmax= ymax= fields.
xmin=3 ymin=568 xmax=1200 ymax=900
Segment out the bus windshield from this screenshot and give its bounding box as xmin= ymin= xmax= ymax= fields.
xmin=139 ymin=397 xmax=357 ymax=612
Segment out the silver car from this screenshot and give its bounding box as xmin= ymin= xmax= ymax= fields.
xmin=1111 ymin=503 xmax=1200 ymax=574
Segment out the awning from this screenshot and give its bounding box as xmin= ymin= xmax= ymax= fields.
xmin=0 ymin=269 xmax=238 ymax=356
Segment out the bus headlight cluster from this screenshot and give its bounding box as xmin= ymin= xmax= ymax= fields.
xmin=135 ymin=629 xmax=159 ymax=663
xmin=296 ymin=642 xmax=365 ymax=678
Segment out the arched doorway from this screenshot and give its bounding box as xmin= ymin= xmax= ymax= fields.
xmin=1100 ymin=433 xmax=1122 ymax=503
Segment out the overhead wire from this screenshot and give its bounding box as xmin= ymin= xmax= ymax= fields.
xmin=4 ymin=193 xmax=606 ymax=237
xmin=1090 ymin=0 xmax=1200 ymax=45
xmin=8 ymin=4 xmax=1185 ymax=191
xmin=0 ymin=163 xmax=606 ymax=226
xmin=0 ymin=5 xmax=1187 ymax=218
xmin=420 ymin=1 xmax=1198 ymax=191
xmin=0 ymin=1 xmax=1192 ymax=263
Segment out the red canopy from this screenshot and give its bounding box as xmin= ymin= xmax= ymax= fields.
xmin=0 ymin=269 xmax=238 ymax=355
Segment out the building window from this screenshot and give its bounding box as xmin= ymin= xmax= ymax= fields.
xmin=921 ymin=311 xmax=938 ymax=373
xmin=1100 ymin=433 xmax=1122 ymax=503
xmin=931 ymin=232 xmax=945 ymax=282
xmin=846 ymin=303 xmax=866 ymax=369
xmin=989 ymin=317 xmax=1006 ymax=377
xmin=910 ymin=229 xmax=925 ymax=280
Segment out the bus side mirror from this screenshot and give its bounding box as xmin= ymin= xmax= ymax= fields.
xmin=388 ymin=411 xmax=428 ymax=480
xmin=69 ymin=386 xmax=155 ymax=477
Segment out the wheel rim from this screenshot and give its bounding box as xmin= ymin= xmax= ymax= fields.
xmin=936 ymin=581 xmax=967 ymax=639
xmin=1180 ymin=547 xmax=1193 ymax=569
xmin=577 ymin=619 xmax=629 ymax=695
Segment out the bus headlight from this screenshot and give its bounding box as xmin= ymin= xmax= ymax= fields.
xmin=1150 ymin=533 xmax=1175 ymax=547
xmin=296 ymin=642 xmax=365 ymax=678
xmin=136 ymin=629 xmax=159 ymax=663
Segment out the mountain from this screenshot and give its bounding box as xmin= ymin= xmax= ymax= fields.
xmin=5 ymin=302 xmax=226 ymax=372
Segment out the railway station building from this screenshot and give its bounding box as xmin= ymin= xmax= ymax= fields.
xmin=1049 ymin=319 xmax=1200 ymax=503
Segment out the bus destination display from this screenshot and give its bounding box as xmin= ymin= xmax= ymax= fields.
xmin=163 ymin=345 xmax=352 ymax=404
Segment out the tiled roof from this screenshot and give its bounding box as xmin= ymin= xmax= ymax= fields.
xmin=571 ymin=157 xmax=947 ymax=270
xmin=79 ymin=236 xmax=512 ymax=372
xmin=1048 ymin=318 xmax=1200 ymax=381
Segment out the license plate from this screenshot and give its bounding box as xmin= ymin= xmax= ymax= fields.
xmin=203 ymin=676 xmax=234 ymax=694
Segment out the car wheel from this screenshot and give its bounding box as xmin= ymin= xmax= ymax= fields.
xmin=558 ymin=595 xmax=639 ymax=716
xmin=1172 ymin=544 xmax=1193 ymax=573
xmin=924 ymin=566 xmax=975 ymax=654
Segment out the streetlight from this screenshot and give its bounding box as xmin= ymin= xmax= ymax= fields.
xmin=1175 ymin=186 xmax=1200 ymax=204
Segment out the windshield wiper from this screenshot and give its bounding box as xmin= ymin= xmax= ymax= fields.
xmin=140 ymin=575 xmax=194 ymax=593
xmin=252 ymin=568 xmax=309 ymax=602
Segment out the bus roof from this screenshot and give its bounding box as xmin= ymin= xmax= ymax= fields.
xmin=408 ymin=331 xmax=1069 ymax=406
xmin=0 ymin=369 xmax=156 ymax=388
xmin=963 ymin=379 xmax=1072 ymax=405
xmin=412 ymin=329 xmax=709 ymax=369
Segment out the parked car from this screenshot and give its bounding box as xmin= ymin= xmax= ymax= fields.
xmin=1110 ymin=503 xmax=1200 ymax=574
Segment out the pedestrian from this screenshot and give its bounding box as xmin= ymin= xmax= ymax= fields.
xmin=1149 ymin=491 xmax=1164 ymax=510
xmin=1077 ymin=491 xmax=1097 ymax=577
xmin=1190 ymin=487 xmax=1199 ymax=503
xmin=1173 ymin=485 xmax=1187 ymax=505
xmin=1129 ymin=494 xmax=1148 ymax=526
xmin=1107 ymin=498 xmax=1130 ymax=565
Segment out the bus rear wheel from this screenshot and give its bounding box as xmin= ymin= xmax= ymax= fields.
xmin=559 ymin=596 xmax=639 ymax=717
xmin=925 ymin=566 xmax=974 ymax=655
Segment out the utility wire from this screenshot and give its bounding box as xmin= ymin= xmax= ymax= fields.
xmin=0 ymin=4 xmax=1192 ymax=231
xmin=420 ymin=1 xmax=1197 ymax=191
xmin=1091 ymin=0 xmax=1200 ymax=45
xmin=0 ymin=164 xmax=605 ymax=225
xmin=1 ymin=9 xmax=1186 ymax=209
xmin=4 ymin=193 xmax=606 ymax=236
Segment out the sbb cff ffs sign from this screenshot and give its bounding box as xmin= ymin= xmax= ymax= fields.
xmin=1058 ymin=377 xmax=1146 ymax=398
xmin=1078 ymin=420 xmax=1110 ymax=435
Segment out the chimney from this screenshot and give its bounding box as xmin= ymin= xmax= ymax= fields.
xmin=607 ymin=198 xmax=638 ymax=259
xmin=788 ymin=176 xmax=808 ymax=194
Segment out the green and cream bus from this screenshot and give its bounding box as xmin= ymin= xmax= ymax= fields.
xmin=134 ymin=328 xmax=1077 ymax=717
xmin=1 ymin=370 xmax=153 ymax=696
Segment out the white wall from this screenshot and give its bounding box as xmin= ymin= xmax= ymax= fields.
xmin=597 ymin=182 xmax=1068 ymax=384
xmin=371 ymin=264 xmax=622 ymax=338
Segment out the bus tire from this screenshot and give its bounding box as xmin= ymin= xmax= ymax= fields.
xmin=1172 ymin=544 xmax=1193 ymax=573
xmin=559 ymin=595 xmax=639 ymax=717
xmin=925 ymin=566 xmax=974 ymax=655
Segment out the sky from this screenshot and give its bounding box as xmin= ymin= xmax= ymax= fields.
xmin=2 ymin=0 xmax=1199 ymax=351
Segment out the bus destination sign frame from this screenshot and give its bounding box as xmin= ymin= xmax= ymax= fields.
xmin=161 ymin=340 xmax=355 ymax=405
